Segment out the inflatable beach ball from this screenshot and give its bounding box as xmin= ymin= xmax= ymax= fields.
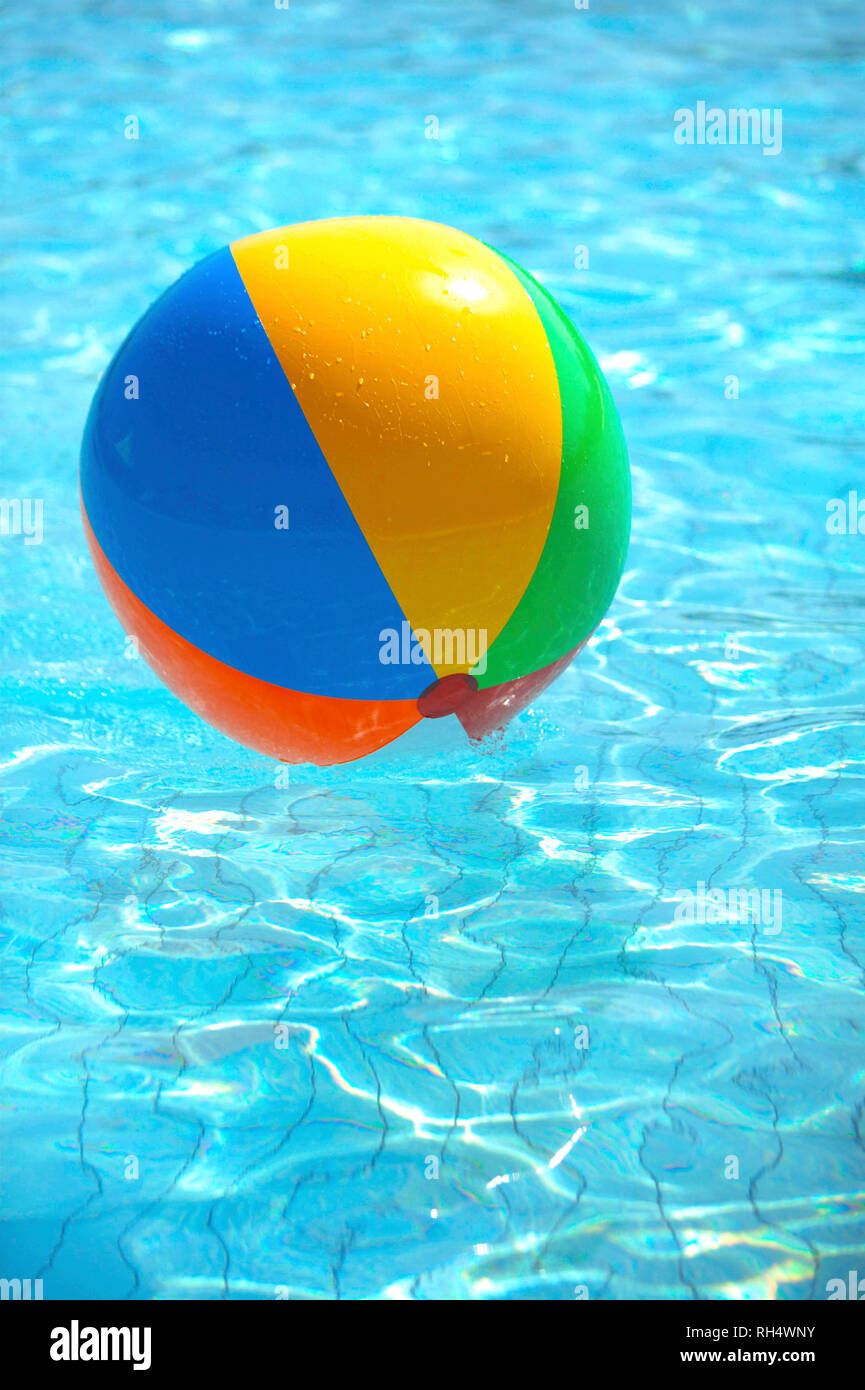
xmin=80 ymin=217 xmax=630 ymax=765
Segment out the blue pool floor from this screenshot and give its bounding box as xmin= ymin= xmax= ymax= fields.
xmin=1 ymin=0 xmax=864 ymax=1298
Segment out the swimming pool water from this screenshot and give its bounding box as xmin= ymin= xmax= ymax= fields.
xmin=1 ymin=0 xmax=864 ymax=1299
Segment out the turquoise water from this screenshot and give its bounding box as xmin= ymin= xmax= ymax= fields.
xmin=2 ymin=0 xmax=864 ymax=1300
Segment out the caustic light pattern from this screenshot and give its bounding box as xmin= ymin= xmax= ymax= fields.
xmin=80 ymin=217 xmax=631 ymax=765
